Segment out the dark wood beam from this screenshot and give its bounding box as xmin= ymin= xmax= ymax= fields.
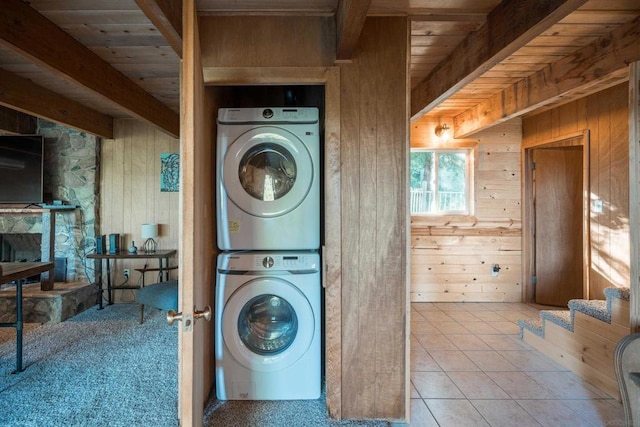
xmin=336 ymin=0 xmax=373 ymax=60
xmin=135 ymin=0 xmax=183 ymax=58
xmin=453 ymin=15 xmax=640 ymax=137
xmin=410 ymin=0 xmax=589 ymax=119
xmin=0 ymin=0 xmax=178 ymax=137
xmin=0 ymin=68 xmax=114 ymax=138
xmin=0 ymin=105 xmax=37 ymax=135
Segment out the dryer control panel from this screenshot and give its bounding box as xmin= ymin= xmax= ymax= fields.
xmin=218 ymin=107 xmax=318 ymax=124
xmin=218 ymin=251 xmax=319 ymax=273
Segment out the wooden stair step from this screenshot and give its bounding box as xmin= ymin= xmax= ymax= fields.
xmin=568 ymin=299 xmax=609 ymax=323
xmin=540 ymin=309 xmax=573 ymax=332
xmin=604 ymin=286 xmax=630 ymax=302
xmin=517 ymin=318 xmax=543 ymax=338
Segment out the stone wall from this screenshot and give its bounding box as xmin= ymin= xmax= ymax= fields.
xmin=0 ymin=119 xmax=100 ymax=283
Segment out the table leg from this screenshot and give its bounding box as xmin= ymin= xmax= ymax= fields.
xmin=106 ymin=259 xmax=113 ymax=305
xmin=97 ymin=258 xmax=104 ymax=310
xmin=15 ymin=278 xmax=23 ymax=373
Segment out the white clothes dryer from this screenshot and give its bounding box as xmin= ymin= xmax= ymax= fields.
xmin=216 ymin=107 xmax=320 ymax=250
xmin=215 ymin=251 xmax=321 ymax=400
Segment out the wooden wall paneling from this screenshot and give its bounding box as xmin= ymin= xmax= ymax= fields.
xmin=340 ymin=17 xmax=408 ymax=421
xmin=523 ymin=83 xmax=630 ymax=302
xmin=410 ymin=120 xmax=523 ymax=303
xmin=340 ymin=54 xmax=362 ymax=417
xmin=586 ymin=89 xmax=604 ymax=294
xmin=322 ymin=68 xmax=342 ymax=420
xmin=631 ymin=62 xmax=640 ymax=332
xmin=597 ymin=87 xmax=613 ymax=298
xmin=609 ymin=86 xmax=631 ymax=294
xmin=357 ymin=16 xmax=379 ymax=419
xmin=375 ymin=16 xmax=408 ymax=419
xmin=199 ymin=16 xmax=335 ymax=68
xmin=100 ymin=119 xmax=180 ymax=294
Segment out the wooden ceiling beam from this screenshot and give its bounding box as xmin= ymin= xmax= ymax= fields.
xmin=453 ymin=15 xmax=640 ymax=137
xmin=336 ymin=0 xmax=373 ymax=60
xmin=410 ymin=0 xmax=589 ymax=119
xmin=0 ymin=0 xmax=178 ymax=137
xmin=0 ymin=68 xmax=114 ymax=138
xmin=135 ymin=0 xmax=183 ymax=58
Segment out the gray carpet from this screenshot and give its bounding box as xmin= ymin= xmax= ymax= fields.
xmin=1 ymin=305 xmax=390 ymax=427
xmin=0 ymin=304 xmax=178 ymax=427
xmin=204 ymin=394 xmax=389 ymax=427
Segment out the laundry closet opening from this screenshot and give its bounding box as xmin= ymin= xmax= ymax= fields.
xmin=210 ymin=84 xmax=327 ymax=397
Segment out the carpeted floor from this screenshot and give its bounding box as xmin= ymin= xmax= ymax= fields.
xmin=0 ymin=304 xmax=178 ymax=427
xmin=0 ymin=305 xmax=383 ymax=427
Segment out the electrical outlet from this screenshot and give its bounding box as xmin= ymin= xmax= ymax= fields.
xmin=124 ymin=269 xmax=130 ymax=279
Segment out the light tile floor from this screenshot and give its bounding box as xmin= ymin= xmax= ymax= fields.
xmin=408 ymin=302 xmax=625 ymax=427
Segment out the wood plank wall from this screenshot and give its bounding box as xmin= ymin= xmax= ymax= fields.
xmin=100 ymin=118 xmax=180 ymax=287
xmin=339 ymin=17 xmax=408 ymax=420
xmin=523 ymin=83 xmax=630 ymax=300
xmin=410 ymin=119 xmax=523 ymax=302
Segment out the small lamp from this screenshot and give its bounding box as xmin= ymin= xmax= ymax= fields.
xmin=435 ymin=123 xmax=451 ymax=140
xmin=141 ymin=223 xmax=158 ymax=253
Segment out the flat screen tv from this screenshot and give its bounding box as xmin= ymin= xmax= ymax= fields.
xmin=0 ymin=135 xmax=44 ymax=204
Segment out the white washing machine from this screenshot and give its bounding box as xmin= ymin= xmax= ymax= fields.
xmin=216 ymin=107 xmax=320 ymax=250
xmin=215 ymin=251 xmax=321 ymax=400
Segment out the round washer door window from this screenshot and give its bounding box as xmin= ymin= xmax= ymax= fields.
xmin=238 ymin=294 xmax=298 ymax=355
xmin=222 ymin=277 xmax=315 ymax=372
xmin=223 ymin=127 xmax=313 ymax=218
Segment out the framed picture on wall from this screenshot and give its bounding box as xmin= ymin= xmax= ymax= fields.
xmin=160 ymin=153 xmax=179 ymax=192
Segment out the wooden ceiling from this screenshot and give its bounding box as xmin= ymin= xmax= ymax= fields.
xmin=0 ymin=0 xmax=638 ymax=139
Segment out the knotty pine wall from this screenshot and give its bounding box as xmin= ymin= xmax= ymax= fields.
xmin=523 ymin=83 xmax=630 ymax=300
xmin=99 ymin=119 xmax=180 ymax=287
xmin=410 ymin=119 xmax=523 ymax=302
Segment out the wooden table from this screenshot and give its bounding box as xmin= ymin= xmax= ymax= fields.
xmin=0 ymin=262 xmax=54 ymax=373
xmin=87 ymin=250 xmax=177 ymax=310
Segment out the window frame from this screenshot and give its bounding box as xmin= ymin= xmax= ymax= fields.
xmin=410 ymin=145 xmax=475 ymax=216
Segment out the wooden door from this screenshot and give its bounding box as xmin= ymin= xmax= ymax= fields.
xmin=533 ymin=146 xmax=584 ymax=306
xmin=179 ymin=1 xmax=215 ymax=426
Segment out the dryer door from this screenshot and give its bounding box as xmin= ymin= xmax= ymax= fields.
xmin=222 ymin=276 xmax=315 ymax=372
xmin=223 ymin=126 xmax=313 ymax=218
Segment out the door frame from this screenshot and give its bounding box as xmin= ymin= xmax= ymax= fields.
xmin=522 ymin=130 xmax=590 ymax=303
xmin=202 ymin=66 xmax=343 ymax=418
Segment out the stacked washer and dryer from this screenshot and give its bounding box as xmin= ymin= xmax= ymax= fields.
xmin=214 ymin=107 xmax=322 ymax=400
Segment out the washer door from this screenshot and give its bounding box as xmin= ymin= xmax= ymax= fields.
xmin=223 ymin=126 xmax=313 ymax=218
xmin=222 ymin=277 xmax=315 ymax=372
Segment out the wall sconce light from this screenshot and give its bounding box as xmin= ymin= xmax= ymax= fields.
xmin=435 ymin=123 xmax=451 ymax=140
xmin=141 ymin=223 xmax=158 ymax=253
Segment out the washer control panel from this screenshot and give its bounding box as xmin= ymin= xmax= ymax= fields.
xmin=217 ymin=251 xmax=318 ymax=272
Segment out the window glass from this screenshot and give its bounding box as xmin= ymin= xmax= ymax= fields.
xmin=238 ymin=294 xmax=298 ymax=355
xmin=410 ymin=149 xmax=470 ymax=215
xmin=239 ymin=142 xmax=296 ymax=201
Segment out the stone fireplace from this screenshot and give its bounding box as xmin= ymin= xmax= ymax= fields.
xmin=0 ymin=119 xmax=99 ymax=292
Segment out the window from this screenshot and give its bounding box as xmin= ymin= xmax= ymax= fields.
xmin=410 ymin=149 xmax=472 ymax=215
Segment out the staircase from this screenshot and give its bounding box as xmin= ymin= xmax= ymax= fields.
xmin=518 ymin=287 xmax=630 ymax=398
